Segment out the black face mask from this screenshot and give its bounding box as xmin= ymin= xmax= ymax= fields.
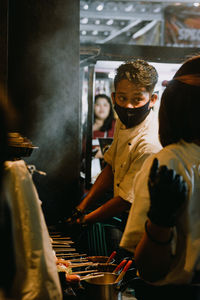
xmin=114 ymin=100 xmax=151 ymax=128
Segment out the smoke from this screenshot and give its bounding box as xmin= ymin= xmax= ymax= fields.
xmin=27 ymin=29 xmax=80 ymax=175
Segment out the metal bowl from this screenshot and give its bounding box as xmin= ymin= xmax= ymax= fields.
xmin=84 ymin=273 xmax=122 ymax=300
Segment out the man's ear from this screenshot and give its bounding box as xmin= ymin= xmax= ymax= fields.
xmin=111 ymin=92 xmax=116 ymax=105
xmin=149 ymin=93 xmax=158 ymax=108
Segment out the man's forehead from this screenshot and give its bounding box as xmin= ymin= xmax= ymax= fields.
xmin=116 ymin=79 xmax=147 ymax=92
xmin=116 ymin=86 xmax=147 ymax=95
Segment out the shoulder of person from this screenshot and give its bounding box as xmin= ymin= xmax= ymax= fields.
xmin=152 ymin=142 xmax=188 ymax=172
xmin=132 ymin=137 xmax=162 ymax=156
xmin=4 ymin=160 xmax=27 ymax=174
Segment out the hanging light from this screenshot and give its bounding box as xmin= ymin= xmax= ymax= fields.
xmin=106 ymin=19 xmax=114 ymax=25
xmin=83 ymin=4 xmax=89 ymax=10
xmin=96 ymin=3 xmax=104 ymax=11
xmin=125 ymin=4 xmax=133 ymax=12
xmin=80 ymin=17 xmax=88 ymax=24
xmin=153 ymin=7 xmax=161 ymax=13
xmin=92 ymin=30 xmax=98 ymax=35
xmin=108 ymin=71 xmax=115 ymax=79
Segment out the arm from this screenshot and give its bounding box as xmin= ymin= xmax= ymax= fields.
xmin=77 ymin=163 xmax=114 ymax=211
xmin=83 ymin=196 xmax=130 ymax=224
xmin=134 ymin=220 xmax=173 ymax=282
xmin=134 ymin=158 xmax=187 ymax=283
xmin=94 ymin=146 xmax=103 ymax=158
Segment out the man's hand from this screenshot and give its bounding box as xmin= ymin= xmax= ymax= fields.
xmin=58 ymin=208 xmax=87 ymax=237
xmin=147 ymin=158 xmax=187 ymax=227
xmin=65 ymin=208 xmax=85 ymax=225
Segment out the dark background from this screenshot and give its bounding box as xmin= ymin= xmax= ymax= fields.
xmin=7 ymin=0 xmax=81 ymax=224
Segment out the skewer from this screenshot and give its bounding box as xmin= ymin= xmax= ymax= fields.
xmin=80 ymin=274 xmax=104 ymax=281
xmin=51 ymin=237 xmax=72 ymax=240
xmin=52 ymin=244 xmax=71 ymax=248
xmin=55 ymin=253 xmax=87 ymax=257
xmin=114 ymin=260 xmax=132 ymax=283
xmin=57 ymin=260 xmax=95 ymax=268
xmin=52 ymin=241 xmax=74 ymax=244
xmin=56 ymin=259 xmax=70 ymax=264
xmin=69 ymin=262 xmax=95 ymax=268
xmin=54 ymin=248 xmax=76 ymax=252
xmin=53 ymin=245 xmax=71 ymax=248
xmin=57 ymin=258 xmax=88 ymax=264
xmin=113 ymin=259 xmax=127 ymax=274
xmin=106 ymin=251 xmax=117 ymax=264
xmin=71 ymin=269 xmax=98 ymax=275
xmin=69 ymin=258 xmax=88 ymax=262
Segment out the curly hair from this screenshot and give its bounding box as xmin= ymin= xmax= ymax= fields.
xmin=114 ymin=59 xmax=158 ymax=93
xmin=94 ymin=94 xmax=115 ymax=132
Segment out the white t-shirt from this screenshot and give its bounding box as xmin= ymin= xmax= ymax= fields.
xmin=120 ymin=140 xmax=200 ymax=285
xmin=3 ymin=160 xmax=62 ymax=300
xmin=104 ymin=109 xmax=161 ymax=204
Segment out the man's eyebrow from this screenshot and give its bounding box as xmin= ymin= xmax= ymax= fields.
xmin=117 ymin=91 xmax=144 ymax=96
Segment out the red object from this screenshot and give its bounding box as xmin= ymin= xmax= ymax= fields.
xmin=122 ymin=260 xmax=132 ymax=273
xmin=113 ymin=259 xmax=127 ymax=274
xmin=93 ymin=120 xmax=116 ymax=139
xmin=106 ymin=250 xmax=117 ymax=263
xmin=115 ymin=260 xmax=132 ymax=283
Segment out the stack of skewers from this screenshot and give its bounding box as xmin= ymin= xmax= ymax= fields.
xmin=50 ymin=232 xmax=108 ymax=282
xmin=49 ymin=230 xmax=134 ymax=299
xmin=49 ymin=231 xmax=108 ymax=298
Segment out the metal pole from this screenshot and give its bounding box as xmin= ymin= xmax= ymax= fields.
xmin=85 ymin=64 xmax=95 ymax=190
xmin=160 ymin=16 xmax=165 ymax=46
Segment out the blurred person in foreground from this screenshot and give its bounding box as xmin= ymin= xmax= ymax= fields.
xmin=0 ymin=88 xmax=62 ymax=299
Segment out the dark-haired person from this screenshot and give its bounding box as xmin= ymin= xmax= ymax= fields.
xmin=120 ymin=55 xmax=200 ymax=296
xmin=70 ymin=60 xmax=161 ymax=242
xmin=93 ymin=94 xmax=115 ymax=142
xmin=91 ymin=94 xmax=116 ymax=183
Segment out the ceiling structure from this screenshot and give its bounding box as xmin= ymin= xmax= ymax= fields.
xmin=80 ymin=1 xmax=200 ymax=186
xmin=80 ymin=0 xmax=200 ymax=65
xmin=80 ymin=0 xmax=200 ymax=45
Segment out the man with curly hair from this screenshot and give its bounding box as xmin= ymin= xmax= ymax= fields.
xmin=69 ymin=60 xmax=162 ymax=254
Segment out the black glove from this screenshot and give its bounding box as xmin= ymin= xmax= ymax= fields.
xmin=65 ymin=208 xmax=85 ymax=225
xmin=147 ymin=158 xmax=187 ymax=227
